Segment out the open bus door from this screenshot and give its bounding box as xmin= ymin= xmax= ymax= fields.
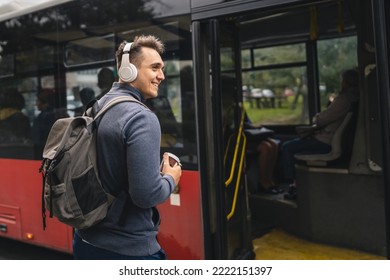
xmin=192 ymin=18 xmax=254 ymax=259
xmin=372 ymin=0 xmax=390 ymax=259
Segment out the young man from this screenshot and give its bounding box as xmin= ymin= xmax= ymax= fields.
xmin=73 ymin=35 xmax=182 ymax=260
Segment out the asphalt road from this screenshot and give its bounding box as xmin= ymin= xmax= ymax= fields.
xmin=0 ymin=237 xmax=73 ymax=260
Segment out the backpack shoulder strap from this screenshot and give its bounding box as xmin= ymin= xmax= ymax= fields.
xmin=90 ymin=96 xmax=148 ymax=120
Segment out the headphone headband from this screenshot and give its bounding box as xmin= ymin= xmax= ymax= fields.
xmin=123 ymin=42 xmax=132 ymax=53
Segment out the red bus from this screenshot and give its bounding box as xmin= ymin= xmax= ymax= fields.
xmin=0 ymin=0 xmax=389 ymax=259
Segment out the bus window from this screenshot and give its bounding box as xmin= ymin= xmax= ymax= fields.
xmin=33 ymin=88 xmax=69 ymax=159
xmin=163 ymin=59 xmax=182 ymax=123
xmin=0 ymin=87 xmax=33 ymax=159
xmin=253 ymin=44 xmax=306 ymax=67
xmin=242 ymin=43 xmax=308 ymax=125
xmin=146 ymin=54 xmax=184 ymax=148
xmin=317 ymin=36 xmax=358 ymax=111
xmin=64 ymin=35 xmax=115 ymax=67
xmin=0 ymin=53 xmax=14 ymax=78
xmin=65 ymin=69 xmax=102 ymax=117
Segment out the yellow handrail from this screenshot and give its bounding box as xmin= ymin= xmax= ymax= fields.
xmin=227 ymin=131 xmax=246 ymax=220
xmin=225 ymin=109 xmax=246 ymax=186
xmin=224 ymin=108 xmax=247 ymax=220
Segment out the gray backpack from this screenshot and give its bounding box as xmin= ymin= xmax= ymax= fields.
xmin=39 ymin=96 xmax=146 ymax=229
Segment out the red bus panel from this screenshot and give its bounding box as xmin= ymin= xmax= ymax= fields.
xmin=0 ymin=159 xmax=203 ymax=259
xmin=0 ymin=159 xmax=73 ymax=253
xmin=158 ymin=170 xmax=204 ymax=260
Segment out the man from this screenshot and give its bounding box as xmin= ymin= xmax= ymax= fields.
xmin=73 ymin=35 xmax=182 ymax=259
xmin=280 ymin=69 xmax=359 ymax=199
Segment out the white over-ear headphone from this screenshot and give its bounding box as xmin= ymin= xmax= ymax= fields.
xmin=118 ymin=43 xmax=138 ymax=83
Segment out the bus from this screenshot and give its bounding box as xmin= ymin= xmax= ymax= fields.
xmin=0 ymin=0 xmax=389 ymax=260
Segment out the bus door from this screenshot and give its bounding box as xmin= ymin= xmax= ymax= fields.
xmin=192 ymin=19 xmax=254 ymax=259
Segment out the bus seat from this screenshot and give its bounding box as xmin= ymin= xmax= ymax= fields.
xmin=294 ymin=111 xmax=354 ymax=166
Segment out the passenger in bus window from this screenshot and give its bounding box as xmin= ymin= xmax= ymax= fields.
xmin=280 ymin=69 xmax=359 ymax=199
xmin=32 ymin=89 xmax=69 ymax=159
xmin=145 ymin=96 xmax=181 ymax=147
xmin=96 ymin=67 xmax=116 ymax=99
xmin=72 ymin=35 xmax=182 ymax=260
xmin=0 ymin=88 xmax=31 ymax=143
xmin=74 ymin=87 xmax=95 ymax=116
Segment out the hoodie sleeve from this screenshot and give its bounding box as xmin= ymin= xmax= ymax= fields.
xmin=123 ymin=108 xmax=175 ymax=208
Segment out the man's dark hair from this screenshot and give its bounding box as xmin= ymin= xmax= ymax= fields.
xmin=116 ymin=35 xmax=165 ymax=70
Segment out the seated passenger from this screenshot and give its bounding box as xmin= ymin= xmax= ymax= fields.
xmin=245 ymin=115 xmax=281 ymax=194
xmin=0 ymin=88 xmax=31 ymax=143
xmin=280 ymin=68 xmax=359 ymax=199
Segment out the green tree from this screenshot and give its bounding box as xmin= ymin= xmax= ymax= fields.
xmin=318 ymin=36 xmax=358 ymax=93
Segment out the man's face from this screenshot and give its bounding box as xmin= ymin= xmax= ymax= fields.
xmin=131 ymin=47 xmax=165 ymax=99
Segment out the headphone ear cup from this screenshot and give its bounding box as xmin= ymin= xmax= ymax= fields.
xmin=118 ymin=42 xmax=138 ymax=83
xmin=119 ymin=62 xmax=137 ymax=83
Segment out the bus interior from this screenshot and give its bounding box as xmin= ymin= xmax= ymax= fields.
xmin=195 ymin=0 xmax=388 ymax=258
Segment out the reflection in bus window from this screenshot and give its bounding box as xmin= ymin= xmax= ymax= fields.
xmin=0 ymin=87 xmax=33 ymax=159
xmin=64 ymin=35 xmax=115 ymax=67
xmin=16 ymin=46 xmax=55 ymax=73
xmin=0 ymin=88 xmax=31 ymax=142
xmin=74 ymin=87 xmax=95 ymax=116
xmin=32 ymin=89 xmax=69 ymax=159
xmin=97 ymin=67 xmax=116 ymax=99
xmin=0 ymin=54 xmax=14 ymax=78
xmin=146 ymin=96 xmax=182 ymax=148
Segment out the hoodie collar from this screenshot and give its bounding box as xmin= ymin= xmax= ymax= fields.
xmin=111 ymin=82 xmax=145 ymax=103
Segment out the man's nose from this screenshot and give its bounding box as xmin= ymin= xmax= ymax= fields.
xmin=157 ymin=69 xmax=165 ymax=80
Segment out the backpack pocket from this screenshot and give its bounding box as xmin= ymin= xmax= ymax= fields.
xmin=44 ymin=182 xmax=75 ymax=221
xmin=72 ymin=165 xmax=107 ymax=216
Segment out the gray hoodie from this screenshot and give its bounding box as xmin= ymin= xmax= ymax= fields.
xmin=76 ymin=82 xmax=175 ymax=256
